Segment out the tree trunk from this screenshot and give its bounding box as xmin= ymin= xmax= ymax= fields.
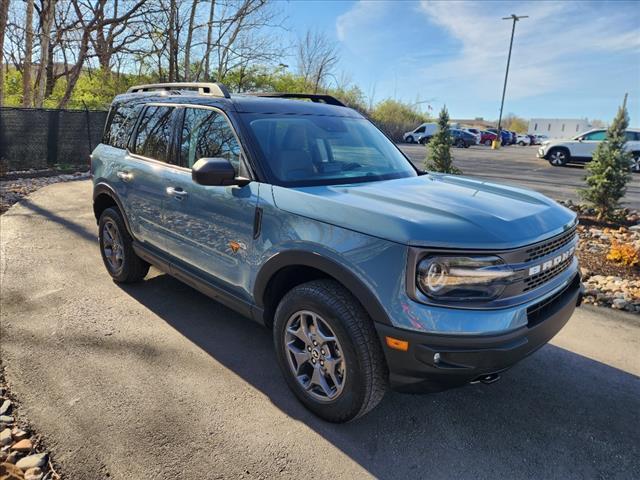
xmin=168 ymin=0 xmax=177 ymax=81
xmin=22 ymin=0 xmax=35 ymax=107
xmin=0 ymin=0 xmax=9 ymax=107
xmin=34 ymin=0 xmax=57 ymax=107
xmin=183 ymin=0 xmax=199 ymax=82
xmin=203 ymin=0 xmax=215 ymax=81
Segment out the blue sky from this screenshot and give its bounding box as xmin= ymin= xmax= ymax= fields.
xmin=281 ymin=0 xmax=640 ymax=125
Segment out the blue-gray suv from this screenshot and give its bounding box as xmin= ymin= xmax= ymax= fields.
xmin=92 ymin=82 xmax=582 ymax=422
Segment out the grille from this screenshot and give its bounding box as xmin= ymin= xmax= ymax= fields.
xmin=525 ymin=227 xmax=577 ymax=262
xmin=524 ymin=256 xmax=573 ymax=292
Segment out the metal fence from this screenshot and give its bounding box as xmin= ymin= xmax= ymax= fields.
xmin=0 ymin=107 xmax=108 ymax=172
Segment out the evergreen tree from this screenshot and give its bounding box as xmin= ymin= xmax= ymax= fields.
xmin=579 ymin=100 xmax=632 ymax=220
xmin=424 ymin=106 xmax=461 ymax=174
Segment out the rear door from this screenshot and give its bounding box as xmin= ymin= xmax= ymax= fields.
xmin=121 ymin=105 xmax=178 ymax=246
xmin=161 ymin=106 xmax=259 ymax=300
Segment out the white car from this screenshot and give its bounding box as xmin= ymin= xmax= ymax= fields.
xmin=403 ymin=123 xmax=438 ymax=144
xmin=537 ymin=128 xmax=640 ymax=172
xmin=516 ymin=134 xmax=531 ymax=146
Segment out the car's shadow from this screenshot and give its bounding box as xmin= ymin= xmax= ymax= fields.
xmin=119 ymin=272 xmax=640 ymax=479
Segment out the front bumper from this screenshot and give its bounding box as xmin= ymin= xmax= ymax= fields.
xmin=537 ymin=147 xmax=547 ymax=158
xmin=375 ymin=274 xmax=582 ymax=393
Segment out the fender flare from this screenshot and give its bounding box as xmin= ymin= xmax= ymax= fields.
xmin=253 ymin=249 xmax=391 ymax=325
xmin=93 ymin=182 xmax=134 ymax=236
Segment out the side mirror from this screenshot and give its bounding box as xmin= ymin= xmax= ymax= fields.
xmin=192 ymin=157 xmax=250 ymax=186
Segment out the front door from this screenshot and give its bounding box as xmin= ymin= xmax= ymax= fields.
xmin=574 ymin=130 xmax=606 ymax=158
xmin=162 ymin=106 xmax=259 ymax=300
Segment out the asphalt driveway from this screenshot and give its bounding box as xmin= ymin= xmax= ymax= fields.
xmin=1 ymin=180 xmax=639 ymax=479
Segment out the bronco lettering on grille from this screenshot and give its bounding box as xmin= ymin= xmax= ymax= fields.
xmin=528 ymin=246 xmax=575 ymax=276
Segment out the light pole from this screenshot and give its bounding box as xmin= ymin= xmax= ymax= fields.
xmin=493 ymin=13 xmax=528 ymax=149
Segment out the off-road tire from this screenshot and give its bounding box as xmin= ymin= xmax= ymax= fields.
xmin=273 ymin=279 xmax=388 ymax=422
xmin=98 ymin=207 xmax=150 ymax=283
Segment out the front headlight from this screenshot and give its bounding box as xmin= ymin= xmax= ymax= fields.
xmin=416 ymin=255 xmax=516 ymax=301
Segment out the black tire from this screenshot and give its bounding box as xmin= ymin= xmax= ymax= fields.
xmin=547 ymin=147 xmax=570 ymax=167
xmin=518 ymin=141 xmax=525 ymax=146
xmin=98 ymin=207 xmax=150 ymax=283
xmin=484 ymin=139 xmax=492 ymax=146
xmin=419 ymin=136 xmax=430 ymax=145
xmin=455 ymin=138 xmax=465 ymax=148
xmin=406 ymin=135 xmax=414 ymax=144
xmin=273 ymin=279 xmax=388 ymax=422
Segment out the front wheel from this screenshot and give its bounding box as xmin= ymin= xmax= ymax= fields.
xmin=518 ymin=141 xmax=525 ymax=146
xmin=548 ymin=148 xmax=569 ymax=166
xmin=406 ymin=135 xmax=414 ymax=144
xmin=455 ymin=138 xmax=465 ymax=148
xmin=273 ymin=280 xmax=388 ymax=422
xmin=484 ymin=139 xmax=492 ymax=146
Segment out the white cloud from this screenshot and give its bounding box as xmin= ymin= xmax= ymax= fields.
xmin=418 ymin=0 xmax=640 ymax=100
xmin=336 ymin=0 xmax=392 ymax=43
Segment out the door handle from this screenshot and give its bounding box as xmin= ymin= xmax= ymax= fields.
xmin=117 ymin=171 xmax=133 ymax=182
xmin=166 ymin=186 xmax=188 ymax=199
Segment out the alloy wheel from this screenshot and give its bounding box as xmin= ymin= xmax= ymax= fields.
xmin=284 ymin=310 xmax=346 ymax=402
xmin=102 ymin=220 xmax=124 ymax=273
xmin=550 ymin=151 xmax=566 ymax=165
xmin=632 ymin=156 xmax=640 ymax=172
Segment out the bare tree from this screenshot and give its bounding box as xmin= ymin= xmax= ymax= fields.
xmin=296 ymin=30 xmax=339 ymax=93
xmin=22 ymin=0 xmax=35 ymax=106
xmin=0 ymin=0 xmax=9 ymax=106
xmin=183 ymin=0 xmax=200 ymax=81
xmin=34 ymin=0 xmax=57 ymax=107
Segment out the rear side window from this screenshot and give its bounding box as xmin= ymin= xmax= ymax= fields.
xmin=103 ymin=102 xmax=142 ymax=149
xmin=180 ymin=107 xmax=242 ymax=171
xmin=624 ymin=131 xmax=639 ymax=141
xmin=132 ymin=106 xmax=175 ymax=163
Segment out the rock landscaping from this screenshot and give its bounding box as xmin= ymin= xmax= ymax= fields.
xmin=560 ymin=200 xmax=639 ymax=313
xmin=0 ymin=371 xmax=60 ymax=480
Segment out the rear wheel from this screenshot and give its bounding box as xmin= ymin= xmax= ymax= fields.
xmin=455 ymin=138 xmax=465 ymax=148
xmin=99 ymin=207 xmax=149 ymax=283
xmin=518 ymin=141 xmax=525 ymax=146
xmin=548 ymin=148 xmax=569 ymax=166
xmin=273 ymin=279 xmax=387 ymax=422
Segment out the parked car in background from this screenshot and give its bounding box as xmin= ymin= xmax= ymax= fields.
xmin=480 ymin=131 xmax=497 ymax=146
xmin=528 ymin=135 xmax=537 ymax=145
xmin=536 ymin=134 xmax=549 ymax=144
xmin=509 ymin=131 xmax=518 ymax=145
xmin=464 ymin=128 xmax=481 ymax=144
xmin=487 ymin=129 xmax=511 ymax=146
xmin=516 ymin=134 xmax=531 ymax=146
xmin=404 ymin=123 xmax=438 ymax=144
xmin=451 ymin=129 xmax=476 ymax=148
xmin=92 ymin=82 xmax=582 ymax=422
xmin=537 ymin=128 xmax=640 ymax=171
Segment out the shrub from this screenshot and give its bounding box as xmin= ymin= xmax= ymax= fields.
xmin=579 ymin=101 xmax=632 ymax=220
xmin=424 ymin=106 xmax=461 ymax=174
xmin=370 ymin=99 xmax=429 ymax=142
xmin=607 ymin=240 xmax=639 ymax=267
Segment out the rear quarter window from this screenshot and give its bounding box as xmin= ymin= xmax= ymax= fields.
xmin=102 ymin=102 xmax=143 ymax=149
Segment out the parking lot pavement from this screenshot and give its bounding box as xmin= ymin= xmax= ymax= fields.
xmin=399 ymin=144 xmax=640 ymax=209
xmin=1 ymin=180 xmax=639 ymax=479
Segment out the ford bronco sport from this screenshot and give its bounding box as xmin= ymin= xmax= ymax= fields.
xmin=92 ymin=82 xmax=583 ymax=422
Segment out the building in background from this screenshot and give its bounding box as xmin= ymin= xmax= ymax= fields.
xmin=528 ymin=118 xmax=591 ymax=139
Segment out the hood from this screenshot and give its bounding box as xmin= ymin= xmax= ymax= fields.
xmin=272 ymin=175 xmax=576 ymax=249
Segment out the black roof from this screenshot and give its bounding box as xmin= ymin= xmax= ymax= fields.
xmin=112 ymin=89 xmax=361 ymax=118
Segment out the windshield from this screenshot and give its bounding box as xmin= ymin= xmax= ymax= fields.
xmin=241 ymin=113 xmax=417 ymax=186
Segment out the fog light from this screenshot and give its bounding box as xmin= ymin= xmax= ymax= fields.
xmin=433 ymin=353 xmax=441 ymax=364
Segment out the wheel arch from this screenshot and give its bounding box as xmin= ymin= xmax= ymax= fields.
xmin=93 ymin=183 xmax=133 ymax=235
xmin=254 ymin=250 xmax=391 ymax=328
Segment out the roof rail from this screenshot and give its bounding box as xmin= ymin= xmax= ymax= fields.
xmin=251 ymin=92 xmax=345 ymax=107
xmin=127 ymin=82 xmax=231 ymax=98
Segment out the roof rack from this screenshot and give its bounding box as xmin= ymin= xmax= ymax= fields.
xmin=127 ymin=82 xmax=231 ymax=98
xmin=251 ymin=92 xmax=345 ymax=107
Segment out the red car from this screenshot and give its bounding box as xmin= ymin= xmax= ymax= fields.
xmin=480 ymin=131 xmax=497 ymax=146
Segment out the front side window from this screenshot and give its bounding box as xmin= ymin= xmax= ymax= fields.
xmin=132 ymin=106 xmax=175 ymax=162
xmin=415 ymin=126 xmax=426 ymax=133
xmin=180 ymin=108 xmax=242 ymax=171
xmin=583 ymin=130 xmax=606 ymax=141
xmin=242 ymin=113 xmax=417 ymax=186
